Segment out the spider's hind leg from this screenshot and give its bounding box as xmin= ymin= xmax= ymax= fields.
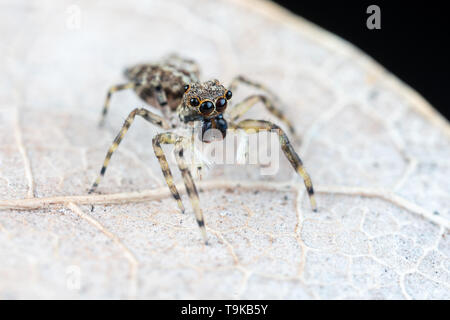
xmin=232 ymin=119 xmax=317 ymax=212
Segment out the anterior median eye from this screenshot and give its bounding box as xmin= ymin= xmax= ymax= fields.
xmin=215 ymin=98 xmax=227 ymax=112
xmin=190 ymin=97 xmax=200 ymax=107
xmin=199 ymin=101 xmax=214 ymax=115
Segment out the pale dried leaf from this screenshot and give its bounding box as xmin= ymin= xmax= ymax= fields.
xmin=0 ymin=0 xmax=449 ymax=299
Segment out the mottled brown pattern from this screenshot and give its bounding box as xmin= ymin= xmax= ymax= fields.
xmin=124 ymin=54 xmax=200 ymax=111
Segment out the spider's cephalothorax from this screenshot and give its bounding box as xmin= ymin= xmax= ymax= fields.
xmin=179 ymin=80 xmax=231 ymax=142
xmin=90 ymin=54 xmax=317 ymax=245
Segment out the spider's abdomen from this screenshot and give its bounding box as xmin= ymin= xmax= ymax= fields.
xmin=124 ymin=55 xmax=200 ymax=111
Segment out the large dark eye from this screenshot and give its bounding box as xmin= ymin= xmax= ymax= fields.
xmin=199 ymin=101 xmax=214 ymax=115
xmin=183 ymin=84 xmax=190 ymax=92
xmin=225 ymin=90 xmax=232 ymax=100
xmin=190 ymin=97 xmax=200 ymax=107
xmin=215 ymin=98 xmax=227 ymax=112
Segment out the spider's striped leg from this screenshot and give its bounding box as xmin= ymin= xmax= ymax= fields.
xmin=232 ymin=119 xmax=317 ymax=212
xmin=89 ymin=108 xmax=169 ymax=193
xmin=152 ymin=133 xmax=208 ymax=244
xmin=230 ymin=75 xmax=279 ymax=99
xmin=99 ymin=82 xmax=136 ymax=127
xmin=174 ymin=140 xmax=208 ymax=244
xmin=228 ymin=94 xmax=296 ymax=136
xmin=152 ymin=132 xmax=185 ymax=215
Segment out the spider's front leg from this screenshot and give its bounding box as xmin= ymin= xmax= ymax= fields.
xmin=89 ymin=107 xmax=170 ymax=193
xmin=99 ymin=82 xmax=136 ymax=127
xmin=229 ymin=75 xmax=279 ymax=99
xmin=99 ymin=79 xmax=169 ymax=127
xmin=152 ymin=132 xmax=185 ymax=215
xmin=231 ymin=119 xmax=317 ymax=212
xmin=175 ymin=139 xmax=208 ymax=244
xmin=152 ymin=133 xmax=208 ymax=244
xmin=228 ymin=75 xmax=297 ymax=138
xmin=228 ymin=95 xmax=296 ymax=136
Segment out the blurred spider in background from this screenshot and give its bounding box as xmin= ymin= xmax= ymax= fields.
xmin=88 ymin=54 xmax=317 ymax=244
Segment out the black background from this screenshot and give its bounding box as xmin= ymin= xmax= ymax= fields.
xmin=0 ymin=300 xmax=443 ymax=317
xmin=272 ymin=1 xmax=449 ymax=120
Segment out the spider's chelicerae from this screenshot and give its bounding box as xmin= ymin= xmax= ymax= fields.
xmin=89 ymin=54 xmax=317 ymax=244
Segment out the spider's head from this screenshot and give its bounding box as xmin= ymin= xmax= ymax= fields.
xmin=181 ymin=80 xmax=232 ymax=142
xmin=182 ymin=79 xmax=232 ymax=119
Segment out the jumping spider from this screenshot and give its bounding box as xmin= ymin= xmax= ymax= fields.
xmin=89 ymin=54 xmax=317 ymax=244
